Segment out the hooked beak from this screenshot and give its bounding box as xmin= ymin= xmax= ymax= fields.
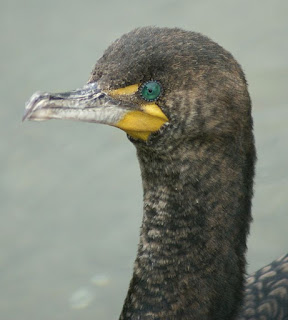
xmin=23 ymin=82 xmax=168 ymax=141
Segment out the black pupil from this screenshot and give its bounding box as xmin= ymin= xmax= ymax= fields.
xmin=140 ymin=81 xmax=162 ymax=102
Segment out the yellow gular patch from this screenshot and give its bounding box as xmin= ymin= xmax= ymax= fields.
xmin=142 ymin=103 xmax=169 ymax=122
xmin=109 ymin=84 xmax=168 ymax=141
xmin=125 ymin=131 xmax=151 ymax=141
xmin=116 ymin=109 xmax=168 ymax=141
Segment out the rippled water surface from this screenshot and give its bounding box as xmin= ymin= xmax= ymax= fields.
xmin=1 ymin=0 xmax=288 ymax=319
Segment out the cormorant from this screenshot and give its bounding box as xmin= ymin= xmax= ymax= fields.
xmin=23 ymin=27 xmax=288 ymax=320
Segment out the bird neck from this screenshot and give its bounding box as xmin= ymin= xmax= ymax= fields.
xmin=120 ymin=136 xmax=255 ymax=320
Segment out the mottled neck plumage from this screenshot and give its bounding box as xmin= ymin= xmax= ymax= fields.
xmin=120 ymin=136 xmax=254 ymax=320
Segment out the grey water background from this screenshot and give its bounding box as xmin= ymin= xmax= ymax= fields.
xmin=1 ymin=0 xmax=288 ymax=319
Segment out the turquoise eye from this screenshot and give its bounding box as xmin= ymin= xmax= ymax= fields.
xmin=140 ymin=81 xmax=162 ymax=102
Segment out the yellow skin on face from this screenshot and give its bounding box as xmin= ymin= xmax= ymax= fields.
xmin=109 ymin=84 xmax=168 ymax=141
xmin=23 ymin=83 xmax=168 ymax=142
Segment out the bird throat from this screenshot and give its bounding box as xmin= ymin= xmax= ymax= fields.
xmin=120 ymin=137 xmax=254 ymax=320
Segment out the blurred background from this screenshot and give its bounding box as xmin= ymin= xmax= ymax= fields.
xmin=1 ymin=0 xmax=288 ymax=319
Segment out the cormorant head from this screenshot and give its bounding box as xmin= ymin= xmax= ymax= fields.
xmin=24 ymin=27 xmax=252 ymax=152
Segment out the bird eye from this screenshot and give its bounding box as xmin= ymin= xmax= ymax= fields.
xmin=140 ymin=81 xmax=162 ymax=102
